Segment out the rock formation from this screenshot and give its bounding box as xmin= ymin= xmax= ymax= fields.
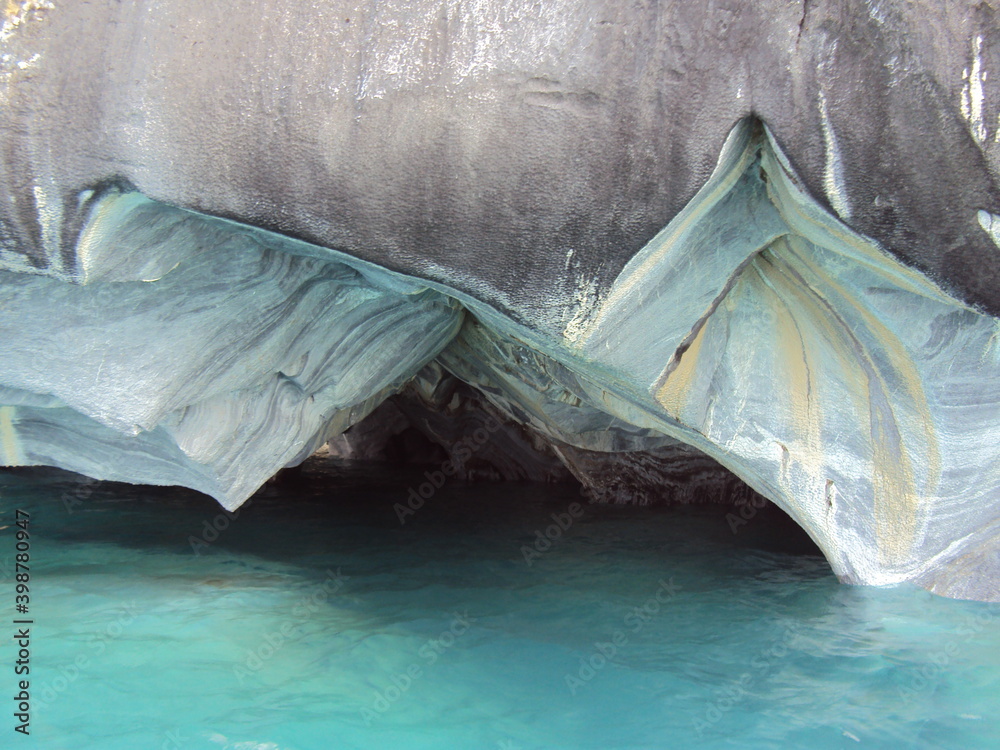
xmin=1 ymin=1 xmax=999 ymax=600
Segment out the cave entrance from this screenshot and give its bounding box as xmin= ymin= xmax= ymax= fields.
xmin=271 ymin=381 xmax=826 ymax=563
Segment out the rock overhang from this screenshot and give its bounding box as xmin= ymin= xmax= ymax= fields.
xmin=2 ymin=0 xmax=1000 ymax=601
xmin=1 ymin=117 xmax=999 ymax=601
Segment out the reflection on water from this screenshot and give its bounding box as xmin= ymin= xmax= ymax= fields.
xmin=1 ymin=460 xmax=998 ymax=749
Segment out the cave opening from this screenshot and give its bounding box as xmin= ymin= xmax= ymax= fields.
xmin=0 ymin=371 xmax=827 ymax=572
xmin=262 ymin=380 xmax=827 ymax=565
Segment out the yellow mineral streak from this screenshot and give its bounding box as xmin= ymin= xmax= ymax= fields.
xmin=651 ymin=217 xmax=937 ymax=567
xmin=767 ymin=203 xmax=940 ymax=566
xmin=781 ymin=236 xmax=941 ymax=502
xmin=750 ymin=248 xmax=822 ymax=462
xmin=654 ymin=316 xmax=708 ymax=421
xmin=578 ymin=123 xmax=757 ymax=345
xmin=749 ymin=251 xmax=839 ymax=546
xmin=0 ymin=406 xmax=24 ymax=466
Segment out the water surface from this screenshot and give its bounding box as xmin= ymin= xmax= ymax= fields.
xmin=1 ymin=461 xmax=997 ymax=749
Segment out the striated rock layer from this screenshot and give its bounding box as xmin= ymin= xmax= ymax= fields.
xmin=1 ymin=120 xmax=998 ymax=601
xmin=1 ymin=1 xmax=1000 ymax=601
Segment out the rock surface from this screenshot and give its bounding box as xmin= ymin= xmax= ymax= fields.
xmin=1 ymin=1 xmax=999 ymax=600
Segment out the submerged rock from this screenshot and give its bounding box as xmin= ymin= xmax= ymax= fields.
xmin=0 ymin=1 xmax=999 ymax=600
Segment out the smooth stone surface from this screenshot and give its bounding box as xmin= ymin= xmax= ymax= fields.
xmin=1 ymin=2 xmax=999 ymax=601
xmin=1 ymin=1 xmax=998 ymax=316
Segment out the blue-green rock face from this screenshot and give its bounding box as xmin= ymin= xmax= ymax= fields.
xmin=1 ymin=1 xmax=999 ymax=601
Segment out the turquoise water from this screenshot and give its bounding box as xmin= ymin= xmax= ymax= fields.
xmin=1 ymin=462 xmax=998 ymax=750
